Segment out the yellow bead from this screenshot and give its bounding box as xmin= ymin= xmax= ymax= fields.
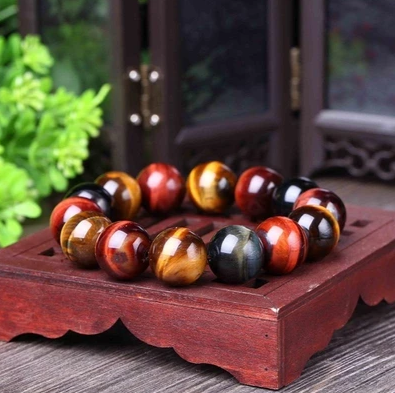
xmin=186 ymin=161 xmax=236 ymax=214
xmin=149 ymin=227 xmax=207 ymax=286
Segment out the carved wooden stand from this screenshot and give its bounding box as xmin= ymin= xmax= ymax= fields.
xmin=0 ymin=205 xmax=394 ymax=389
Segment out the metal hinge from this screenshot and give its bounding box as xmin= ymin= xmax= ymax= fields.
xmin=290 ymin=47 xmax=301 ymax=111
xmin=128 ymin=64 xmax=162 ymax=129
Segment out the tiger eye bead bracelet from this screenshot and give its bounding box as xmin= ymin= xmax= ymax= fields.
xmin=51 ymin=161 xmax=346 ymax=286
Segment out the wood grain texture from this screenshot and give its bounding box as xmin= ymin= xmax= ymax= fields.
xmin=1 ymin=302 xmax=395 ymax=393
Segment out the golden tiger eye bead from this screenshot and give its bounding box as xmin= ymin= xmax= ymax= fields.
xmin=95 ymin=171 xmax=142 ymax=221
xmin=289 ymin=205 xmax=340 ymax=261
xmin=149 ymin=227 xmax=207 ymax=286
xmin=255 ymin=217 xmax=308 ymax=275
xmin=60 ymin=212 xmax=111 ymax=269
xmin=186 ymin=161 xmax=237 ymax=214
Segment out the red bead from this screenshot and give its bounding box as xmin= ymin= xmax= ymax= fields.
xmin=49 ymin=197 xmax=103 ymax=243
xmin=255 ymin=217 xmax=308 ymax=275
xmin=137 ymin=163 xmax=186 ymax=214
xmin=95 ymin=221 xmax=151 ymax=280
xmin=235 ymin=166 xmax=283 ymax=220
xmin=293 ymin=188 xmax=347 ymax=232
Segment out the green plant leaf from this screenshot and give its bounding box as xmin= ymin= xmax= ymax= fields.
xmin=14 ymin=108 xmax=36 ymax=137
xmin=11 ymin=72 xmax=46 ymax=111
xmin=37 ymin=112 xmax=56 ymax=136
xmin=6 ymin=33 xmax=22 ymax=61
xmin=5 ymin=218 xmax=23 ymax=238
xmin=40 ymin=76 xmax=53 ymax=93
xmin=49 ymin=166 xmax=68 ymax=191
xmin=22 ymin=35 xmax=54 ymax=75
xmin=0 ymin=221 xmax=19 ymax=247
xmin=13 ymin=201 xmax=41 ymax=218
xmin=27 ymin=166 xmax=52 ymax=197
xmin=0 ymin=36 xmax=6 ymax=66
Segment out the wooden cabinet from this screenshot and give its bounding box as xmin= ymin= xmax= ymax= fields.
xmin=19 ymin=0 xmax=395 ymax=180
xmin=148 ymin=0 xmax=295 ymax=176
xmin=18 ymin=0 xmax=296 ymax=177
xmin=301 ymin=0 xmax=395 ymax=180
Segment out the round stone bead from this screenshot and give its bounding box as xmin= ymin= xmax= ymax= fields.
xmin=207 ymin=225 xmax=264 ymax=284
xmin=293 ymin=187 xmax=347 ymax=232
xmin=95 ymin=221 xmax=151 ymax=280
xmin=255 ymin=217 xmax=308 ymax=275
xmin=65 ymin=182 xmax=113 ymax=217
xmin=137 ymin=163 xmax=186 ymax=215
xmin=273 ymin=177 xmax=318 ymax=217
xmin=235 ymin=166 xmax=283 ymax=220
xmin=289 ymin=205 xmax=340 ymax=261
xmin=186 ymin=161 xmax=237 ymax=214
xmin=96 ymin=171 xmax=142 ymax=221
xmin=149 ymin=227 xmax=207 ymax=286
xmin=60 ymin=212 xmax=111 ymax=268
xmin=49 ymin=197 xmax=103 ymax=243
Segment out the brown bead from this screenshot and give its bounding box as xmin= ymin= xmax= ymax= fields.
xmin=293 ymin=187 xmax=347 ymax=232
xmin=187 ymin=161 xmax=237 ymax=214
xmin=60 ymin=212 xmax=111 ymax=269
xmin=49 ymin=197 xmax=103 ymax=243
xmin=255 ymin=217 xmax=308 ymax=275
xmin=149 ymin=227 xmax=207 ymax=286
xmin=95 ymin=221 xmax=151 ymax=280
xmin=235 ymin=166 xmax=283 ymax=220
xmin=95 ymin=171 xmax=142 ymax=221
xmin=289 ymin=205 xmax=340 ymax=261
xmin=137 ymin=163 xmax=186 ymax=214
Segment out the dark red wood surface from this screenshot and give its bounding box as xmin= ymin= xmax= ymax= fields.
xmin=0 ymin=205 xmax=394 ymax=389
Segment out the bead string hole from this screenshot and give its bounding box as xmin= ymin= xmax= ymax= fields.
xmin=211 ymin=276 xmax=269 ymax=289
xmin=39 ymin=247 xmax=55 ymax=257
xmin=246 ymin=277 xmax=269 ymax=289
xmin=350 ymin=219 xmax=371 ymax=228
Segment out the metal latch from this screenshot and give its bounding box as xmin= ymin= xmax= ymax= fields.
xmin=290 ymin=47 xmax=301 ymax=112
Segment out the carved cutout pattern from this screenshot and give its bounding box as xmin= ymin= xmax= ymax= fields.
xmin=325 ymin=136 xmax=395 ymax=180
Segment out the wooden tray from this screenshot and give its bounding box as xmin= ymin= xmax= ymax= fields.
xmin=0 ymin=205 xmax=394 ymax=390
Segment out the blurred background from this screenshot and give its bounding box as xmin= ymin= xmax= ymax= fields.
xmin=1 ymin=0 xmax=395 ymax=245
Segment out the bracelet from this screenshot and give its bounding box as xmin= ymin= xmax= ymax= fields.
xmin=49 ymin=161 xmax=346 ymax=287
